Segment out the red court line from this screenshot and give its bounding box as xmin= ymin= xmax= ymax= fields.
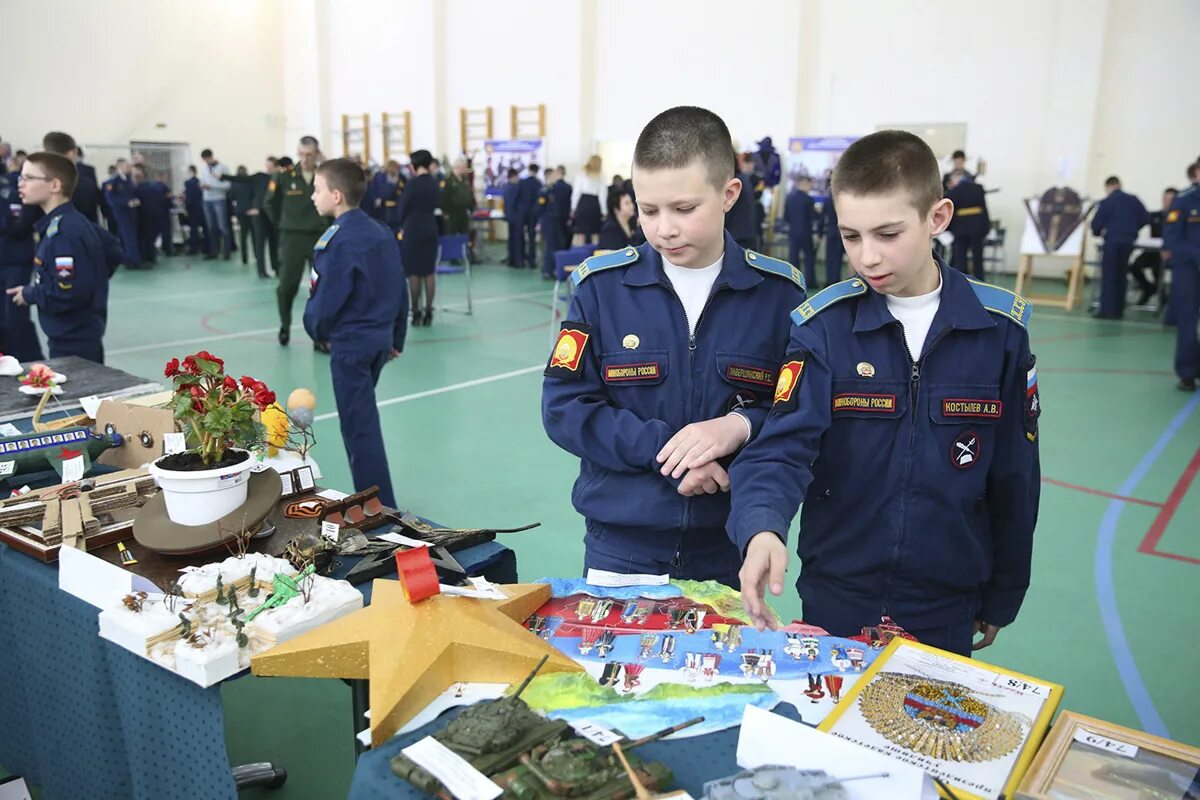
xmin=1137 ymin=444 xmax=1200 ymax=565
xmin=1041 ymin=477 xmax=1163 ymax=508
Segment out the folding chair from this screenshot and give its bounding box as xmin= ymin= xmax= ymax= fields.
xmin=435 ymin=234 xmax=472 ymax=315
xmin=549 ymin=246 xmax=598 ymax=343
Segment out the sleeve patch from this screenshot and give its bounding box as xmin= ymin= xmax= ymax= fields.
xmin=545 ymin=322 xmax=592 ymax=379
xmin=773 ymin=354 xmax=807 ymax=407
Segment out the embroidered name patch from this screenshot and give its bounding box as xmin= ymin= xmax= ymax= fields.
xmin=605 ymin=363 xmax=660 ymax=382
xmin=942 ymin=399 xmax=1002 ymax=419
xmin=545 ymin=323 xmax=591 ymax=379
xmin=774 ymin=360 xmax=805 ymax=404
xmin=832 ymin=393 xmax=896 ymax=413
xmin=726 ymin=364 xmax=774 ymax=387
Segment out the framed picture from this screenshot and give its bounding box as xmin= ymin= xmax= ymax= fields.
xmin=819 ymin=638 xmax=1063 ymax=800
xmin=1016 ymin=711 xmax=1200 ymax=800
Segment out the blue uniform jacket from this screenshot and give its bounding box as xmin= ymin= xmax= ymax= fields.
xmin=552 ymin=180 xmax=572 ymax=220
xmin=27 ymin=203 xmax=110 ymax=341
xmin=73 ymin=162 xmax=102 ymax=224
xmin=183 ymin=177 xmax=204 ymax=217
xmin=103 ymin=174 xmax=136 ymax=219
xmin=1162 ymin=184 xmax=1199 ymax=264
xmin=0 ymin=174 xmax=43 ymax=266
xmin=947 ymin=180 xmax=991 ymax=237
xmin=503 ymin=181 xmax=521 ymax=222
xmin=728 ymin=262 xmax=1040 ymax=629
xmin=1091 ymin=188 xmax=1149 ymax=245
xmin=784 ymin=189 xmax=816 ymax=240
xmin=372 ymin=174 xmax=404 ymax=226
xmin=516 ymin=175 xmax=541 ymax=221
xmin=303 ymin=208 xmax=409 ymax=354
xmin=543 ymin=234 xmax=806 ymax=535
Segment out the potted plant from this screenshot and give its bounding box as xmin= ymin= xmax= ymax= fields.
xmin=148 ymin=351 xmax=275 ymax=526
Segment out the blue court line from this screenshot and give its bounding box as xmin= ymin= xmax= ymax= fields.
xmin=1096 ymin=393 xmax=1200 ymax=737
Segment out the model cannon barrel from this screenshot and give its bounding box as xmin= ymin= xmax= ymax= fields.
xmin=619 ymin=717 xmax=704 ymax=750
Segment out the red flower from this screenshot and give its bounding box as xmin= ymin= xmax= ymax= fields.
xmin=164 ymin=358 xmax=180 ymax=377
xmin=195 ymin=350 xmax=224 ymax=369
xmin=182 ymin=355 xmax=199 ymax=375
xmin=192 ymin=401 xmax=205 ymax=414
xmin=254 ymin=389 xmax=276 ymax=410
xmin=222 ymin=375 xmax=238 ymax=392
xmin=189 ymin=385 xmax=202 ymax=398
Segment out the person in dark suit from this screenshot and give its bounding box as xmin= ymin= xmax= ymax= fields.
xmin=41 ymin=132 xmax=101 ymax=224
xmin=598 ymin=188 xmax=636 ymax=250
xmin=395 ymin=149 xmax=440 ymax=326
xmin=1091 ymin=175 xmax=1150 ymax=319
xmin=517 ymin=163 xmax=542 ymax=268
xmin=502 ymin=168 xmax=521 ymax=267
xmin=946 ymin=173 xmax=991 ymax=279
xmin=784 ymin=176 xmax=817 ymax=288
xmin=1129 ymin=187 xmax=1176 ymax=306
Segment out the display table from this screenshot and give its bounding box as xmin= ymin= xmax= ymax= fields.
xmin=0 ymin=536 xmax=515 ymax=800
xmin=348 ymin=703 xmax=808 ymax=799
xmin=0 ymin=356 xmax=161 ymax=423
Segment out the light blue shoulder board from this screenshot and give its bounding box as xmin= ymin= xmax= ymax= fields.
xmin=571 ymin=247 xmax=639 ymax=286
xmin=744 ymin=250 xmax=805 ymax=291
xmin=790 ymin=278 xmax=867 ymax=326
xmin=967 ymin=279 xmax=1032 ymax=328
xmin=45 ymin=217 xmax=61 ymax=239
xmin=314 ymin=224 xmax=340 ymax=251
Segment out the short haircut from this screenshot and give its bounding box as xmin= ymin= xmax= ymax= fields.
xmin=528 ymin=162 xmax=539 ymax=173
xmin=1164 ymin=187 xmax=1177 ymax=195
xmin=42 ymin=131 xmax=77 ymax=155
xmin=200 ymin=148 xmax=213 ymax=159
xmin=556 ymin=164 xmax=566 ymax=173
xmin=507 ymin=168 xmax=519 ymax=179
xmin=116 ymin=158 xmax=128 ymax=166
xmin=831 ymin=130 xmax=943 ymax=215
xmin=316 ymin=158 xmax=366 ymax=206
xmin=1105 ymin=176 xmax=1120 ymax=187
xmin=1188 ymin=162 xmax=1199 ymax=180
xmin=277 ymin=156 xmax=294 ymax=168
xmin=188 ymin=165 xmax=197 ymax=174
xmin=27 ymin=151 xmax=78 ymax=196
xmin=266 ymin=156 xmax=277 ymax=164
xmin=633 ymin=106 xmax=735 ymax=190
xmin=543 ymin=168 xmax=554 ymax=178
xmin=299 ymin=135 xmax=319 ymax=148
xmin=410 ymin=149 xmax=433 ymax=170
xmin=952 ymin=150 xmax=966 ymax=160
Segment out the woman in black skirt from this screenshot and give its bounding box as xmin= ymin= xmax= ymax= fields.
xmin=571 ymin=154 xmax=605 ymax=245
xmin=395 ymin=149 xmax=441 ymax=326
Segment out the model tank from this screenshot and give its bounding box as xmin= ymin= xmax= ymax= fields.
xmin=492 ymin=717 xmax=703 ymax=800
xmin=390 ymin=656 xmax=572 ymax=795
xmin=703 ymin=766 xmax=888 ymax=800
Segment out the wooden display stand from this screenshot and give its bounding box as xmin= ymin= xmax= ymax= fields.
xmin=341 ymin=113 xmax=370 ymax=164
xmin=1013 ymin=237 xmax=1087 ymax=311
xmin=381 ymin=111 xmax=412 ymax=163
xmin=1013 ymin=195 xmax=1093 ymax=311
xmin=510 ymin=103 xmax=546 ymax=138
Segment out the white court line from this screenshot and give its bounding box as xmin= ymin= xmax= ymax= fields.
xmin=106 ymin=290 xmax=549 ymax=356
xmin=313 ymin=364 xmax=543 ymax=422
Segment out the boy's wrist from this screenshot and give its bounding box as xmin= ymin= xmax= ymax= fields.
xmin=725 ymin=411 xmax=753 ymax=445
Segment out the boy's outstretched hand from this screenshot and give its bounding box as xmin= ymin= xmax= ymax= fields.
xmin=657 ymin=415 xmax=748 ymax=478
xmin=739 ymin=531 xmax=788 ymax=631
xmin=676 ymin=461 xmax=730 ymax=496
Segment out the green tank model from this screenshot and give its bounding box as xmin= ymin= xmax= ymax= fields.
xmin=492 ymin=717 xmax=703 ymax=800
xmin=390 ymin=656 xmax=573 ymax=795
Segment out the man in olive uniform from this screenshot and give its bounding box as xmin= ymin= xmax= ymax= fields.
xmin=440 ymin=157 xmax=475 ymax=237
xmin=265 ymin=136 xmax=331 ymax=350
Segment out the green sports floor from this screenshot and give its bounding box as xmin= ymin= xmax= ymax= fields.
xmin=13 ymin=243 xmax=1200 ymax=797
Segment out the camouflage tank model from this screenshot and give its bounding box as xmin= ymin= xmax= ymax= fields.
xmin=390 ymin=656 xmax=572 ymax=795
xmin=492 ymin=718 xmax=703 ymax=800
xmin=703 ymin=766 xmax=888 ymax=800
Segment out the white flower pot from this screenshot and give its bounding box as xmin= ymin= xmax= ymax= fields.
xmin=148 ymin=449 xmax=257 ymax=527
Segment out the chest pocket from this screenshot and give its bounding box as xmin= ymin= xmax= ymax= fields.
xmin=928 ymin=384 xmax=1004 ymax=426
xmin=830 ymin=378 xmax=908 ymax=419
xmin=601 ymin=349 xmax=668 ymax=386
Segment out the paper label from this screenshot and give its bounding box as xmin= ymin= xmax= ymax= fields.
xmin=321 ymin=521 xmax=340 ymax=543
xmin=586 ymin=568 xmax=670 ymax=587
xmin=0 ymin=775 xmax=32 ymax=800
xmin=0 ymin=461 xmax=14 ymax=477
xmin=1074 ymin=728 xmax=1138 ymax=758
xmin=79 ymin=395 xmax=104 ymax=418
xmin=278 ymin=473 xmax=295 ymax=496
xmin=250 ymin=461 xmax=269 ymax=473
xmin=0 ymin=423 xmax=21 ymax=437
xmin=378 ymin=531 xmax=430 ymax=548
xmin=162 ymin=432 xmax=186 ymax=455
xmin=570 ymin=720 xmax=622 ymax=747
xmin=62 ymin=455 xmax=85 ymax=483
xmin=317 ymin=488 xmax=348 ymax=500
xmin=401 ymin=736 xmax=502 ymax=800
xmin=296 ymin=466 xmax=315 ymax=491
xmin=440 ymin=577 xmax=507 ymax=600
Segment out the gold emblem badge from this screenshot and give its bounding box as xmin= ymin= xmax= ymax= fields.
xmin=622 ymin=334 xmax=640 ymax=350
xmin=857 ymin=362 xmax=875 ymax=377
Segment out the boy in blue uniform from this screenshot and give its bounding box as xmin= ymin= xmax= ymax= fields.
xmin=304 ymin=158 xmax=409 ymax=508
xmin=1164 ymin=163 xmax=1200 ymax=391
xmin=503 ymin=169 xmax=522 ymax=267
xmin=102 ymin=159 xmax=141 ymax=269
xmin=517 ymin=164 xmax=543 ymax=269
xmin=542 ymin=107 xmax=806 ymax=586
xmin=183 ymin=166 xmax=208 ymax=255
xmin=785 ymin=177 xmax=817 ymax=288
xmin=730 ymin=131 xmax=1040 ymax=656
xmin=945 ymin=173 xmax=991 ymax=280
xmin=538 ymin=167 xmax=564 ymax=278
xmin=8 ymin=152 xmax=109 ymax=363
xmin=1090 ymin=176 xmax=1149 ymax=319
xmin=0 ymin=169 xmax=46 ymax=360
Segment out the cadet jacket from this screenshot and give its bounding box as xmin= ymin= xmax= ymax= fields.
xmin=516 ymin=175 xmax=541 ymax=219
xmin=503 ymin=181 xmax=521 ymax=222
xmin=784 ymin=189 xmax=817 ymax=240
xmin=264 ymin=167 xmax=329 ymax=234
xmin=0 ymin=174 xmax=42 ymax=266
xmin=728 ymin=262 xmax=1040 ymax=629
xmin=27 ymin=202 xmax=110 ymax=341
xmin=542 ymin=234 xmax=806 ymax=534
xmin=1091 ymin=188 xmax=1149 ymax=245
xmin=103 ymin=175 xmax=137 ymax=219
xmin=370 ymin=173 xmax=405 ymax=226
xmin=725 ymin=172 xmax=759 ymax=242
xmin=947 ymin=180 xmax=991 ymax=238
xmin=303 ymin=208 xmax=409 ymax=354
xmin=183 ymin=177 xmax=204 ymax=214
xmin=1163 ymin=184 xmax=1200 ymax=264
xmin=73 ymin=162 xmax=102 ymax=224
